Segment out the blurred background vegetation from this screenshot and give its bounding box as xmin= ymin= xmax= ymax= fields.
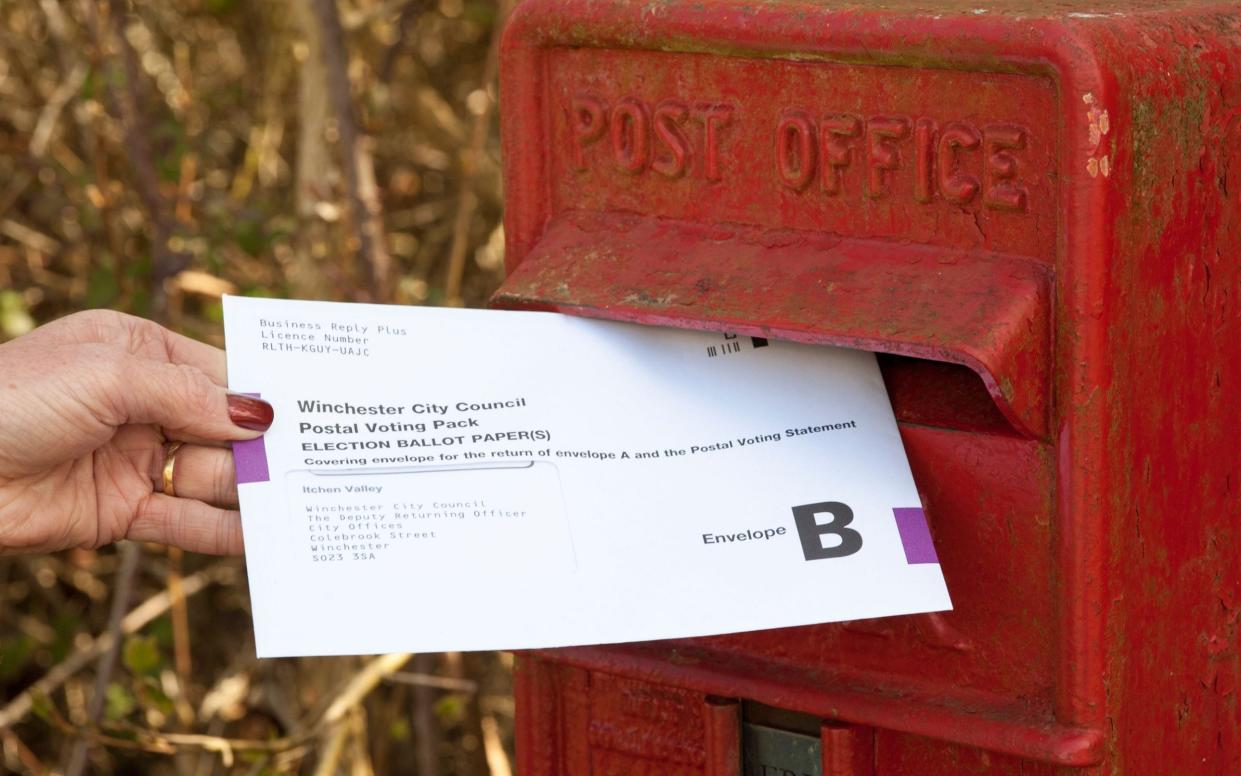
xmin=0 ymin=0 xmax=514 ymax=773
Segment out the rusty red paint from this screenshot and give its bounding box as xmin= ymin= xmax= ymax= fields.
xmin=495 ymin=0 xmax=1241 ymax=772
xmin=823 ymin=722 xmax=875 ymax=776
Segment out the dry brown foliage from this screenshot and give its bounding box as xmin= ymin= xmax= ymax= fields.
xmin=0 ymin=0 xmax=513 ymax=773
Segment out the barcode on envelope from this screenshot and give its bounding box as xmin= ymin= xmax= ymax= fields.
xmin=707 ymin=335 xmax=769 ymax=359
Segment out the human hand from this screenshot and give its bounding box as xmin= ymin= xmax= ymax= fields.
xmin=0 ymin=310 xmax=272 ymax=555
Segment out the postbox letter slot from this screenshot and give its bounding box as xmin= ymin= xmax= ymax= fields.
xmin=878 ymin=355 xmax=1014 ymax=435
xmin=493 ymin=214 xmax=1052 ymax=439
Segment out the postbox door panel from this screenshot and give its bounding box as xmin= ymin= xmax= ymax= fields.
xmin=874 ymin=730 xmax=1063 ymax=775
xmin=518 ymin=662 xmax=741 ymax=776
xmin=502 ymin=0 xmax=1241 ymax=771
xmin=517 ymin=660 xmax=1075 ymax=775
xmin=495 ymin=221 xmax=1061 ymax=715
xmin=497 ymin=12 xmax=1088 ymax=767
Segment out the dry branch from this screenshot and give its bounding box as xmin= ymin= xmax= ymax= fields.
xmin=386 ymin=671 xmax=478 ymax=693
xmin=322 ymin=653 xmax=413 ymax=726
xmin=99 ymin=0 xmax=186 ymax=318
xmin=291 ymin=0 xmax=338 ymax=301
xmin=57 ymin=7 xmax=191 ymax=755
xmin=444 ymin=0 xmax=511 ymax=305
xmin=1 ymin=0 xmax=515 ymax=769
xmin=310 ymin=0 xmax=393 ymax=301
xmin=62 ymin=540 xmax=141 ymax=776
xmin=0 ymin=563 xmax=235 ymax=729
xmin=32 ymin=652 xmax=413 ymax=769
xmin=1 ymin=728 xmax=48 ymax=775
xmin=481 ymin=712 xmax=513 ymax=776
xmin=312 ymin=719 xmax=350 ymax=776
xmin=411 ymin=653 xmax=441 ymax=776
xmin=0 ymin=219 xmax=60 ymax=255
xmin=347 ymin=707 xmax=375 ymax=776
xmin=29 ymin=62 xmax=87 ymax=159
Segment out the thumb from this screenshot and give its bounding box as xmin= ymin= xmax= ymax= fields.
xmin=110 ymin=354 xmax=273 ymax=440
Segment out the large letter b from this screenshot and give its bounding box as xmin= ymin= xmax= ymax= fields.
xmin=792 ymin=501 xmax=863 ymax=561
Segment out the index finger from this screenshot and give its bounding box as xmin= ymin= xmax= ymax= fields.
xmin=157 ymin=327 xmax=227 ymax=386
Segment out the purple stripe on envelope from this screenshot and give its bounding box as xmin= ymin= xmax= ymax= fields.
xmin=893 ymin=507 xmax=939 ymax=564
xmin=233 ymin=392 xmax=270 ymax=484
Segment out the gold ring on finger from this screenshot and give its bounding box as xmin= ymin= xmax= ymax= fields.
xmin=162 ymin=442 xmax=184 ymax=497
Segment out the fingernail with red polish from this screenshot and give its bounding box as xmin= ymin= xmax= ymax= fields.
xmin=228 ymin=394 xmax=274 ymax=431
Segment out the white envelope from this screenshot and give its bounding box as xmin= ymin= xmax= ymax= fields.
xmin=224 ymin=295 xmax=950 ymax=657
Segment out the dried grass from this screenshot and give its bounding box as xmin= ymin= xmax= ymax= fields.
xmin=0 ymin=1 xmax=513 ymax=773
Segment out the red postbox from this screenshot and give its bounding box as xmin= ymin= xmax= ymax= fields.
xmin=491 ymin=1 xmax=1241 ymax=772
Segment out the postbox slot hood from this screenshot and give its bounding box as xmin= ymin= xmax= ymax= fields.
xmin=492 ymin=213 xmax=1051 ymax=438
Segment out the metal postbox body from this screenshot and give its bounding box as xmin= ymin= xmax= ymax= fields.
xmin=491 ymin=1 xmax=1241 ymax=772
